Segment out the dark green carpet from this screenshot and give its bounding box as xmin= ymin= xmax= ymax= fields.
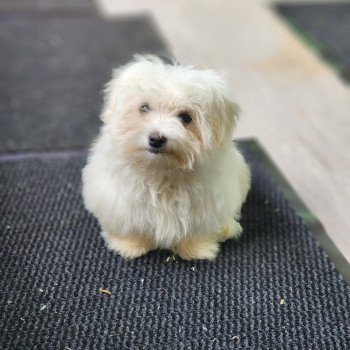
xmin=277 ymin=3 xmax=350 ymax=81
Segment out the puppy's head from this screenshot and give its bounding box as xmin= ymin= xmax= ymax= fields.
xmin=101 ymin=55 xmax=239 ymax=171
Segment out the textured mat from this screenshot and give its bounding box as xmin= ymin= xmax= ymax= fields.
xmin=0 ymin=16 xmax=168 ymax=153
xmin=0 ymin=141 xmax=349 ymax=350
xmin=276 ymin=3 xmax=350 ymax=81
xmin=0 ymin=0 xmax=95 ymax=15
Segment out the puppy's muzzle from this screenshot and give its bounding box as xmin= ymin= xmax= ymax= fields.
xmin=148 ymin=133 xmax=167 ymax=151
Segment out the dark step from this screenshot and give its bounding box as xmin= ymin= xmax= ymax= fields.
xmin=1 ymin=140 xmax=349 ymax=349
xmin=0 ymin=0 xmax=96 ymax=15
xmin=0 ymin=16 xmax=169 ymax=153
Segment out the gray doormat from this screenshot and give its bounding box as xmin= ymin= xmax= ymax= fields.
xmin=0 ymin=16 xmax=168 ymax=153
xmin=1 ymin=140 xmax=349 ymax=350
xmin=0 ymin=0 xmax=96 ymax=15
xmin=276 ymin=3 xmax=350 ymax=81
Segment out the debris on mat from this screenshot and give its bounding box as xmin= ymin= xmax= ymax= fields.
xmin=99 ymin=288 xmax=112 ymax=295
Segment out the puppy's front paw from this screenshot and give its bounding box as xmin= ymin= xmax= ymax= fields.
xmin=173 ymin=235 xmax=219 ymax=260
xmin=102 ymin=232 xmax=154 ymax=259
xmin=218 ymin=219 xmax=242 ymax=242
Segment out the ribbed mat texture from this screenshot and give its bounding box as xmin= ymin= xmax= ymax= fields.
xmin=1 ymin=143 xmax=349 ymax=350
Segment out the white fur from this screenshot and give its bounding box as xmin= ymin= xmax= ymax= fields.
xmin=82 ymin=55 xmax=251 ymax=258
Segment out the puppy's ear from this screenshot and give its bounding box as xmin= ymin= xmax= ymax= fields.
xmin=211 ymin=92 xmax=240 ymax=146
xmin=205 ymin=72 xmax=240 ymax=147
xmin=100 ymin=68 xmax=124 ymax=123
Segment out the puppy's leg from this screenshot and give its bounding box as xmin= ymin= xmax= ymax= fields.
xmin=172 ymin=234 xmax=220 ymax=260
xmin=102 ymin=231 xmax=155 ymax=259
xmin=218 ymin=218 xmax=242 ymax=242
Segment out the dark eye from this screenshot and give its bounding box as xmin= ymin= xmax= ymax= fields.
xmin=139 ymin=103 xmax=151 ymax=114
xmin=178 ymin=112 xmax=192 ymax=124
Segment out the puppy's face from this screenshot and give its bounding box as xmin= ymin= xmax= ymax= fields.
xmin=101 ymin=56 xmax=239 ymax=171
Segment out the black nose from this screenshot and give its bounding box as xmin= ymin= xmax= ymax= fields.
xmin=148 ymin=133 xmax=167 ymax=148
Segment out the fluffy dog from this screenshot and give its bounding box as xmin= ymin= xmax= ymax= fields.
xmin=82 ymin=55 xmax=251 ymax=260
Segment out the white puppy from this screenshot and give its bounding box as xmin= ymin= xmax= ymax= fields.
xmin=82 ymin=55 xmax=251 ymax=260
